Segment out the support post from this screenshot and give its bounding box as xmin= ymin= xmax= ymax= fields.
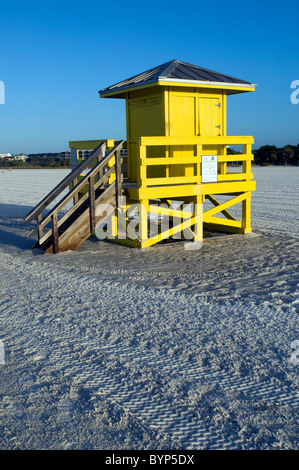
xmin=194 ymin=195 xmax=203 ymax=241
xmin=52 ymin=212 xmax=59 ymax=253
xmin=139 ymin=144 xmax=147 ymax=189
xmin=139 ymin=199 xmax=148 ymax=242
xmin=243 ymin=143 xmax=252 ymax=179
xmin=72 ymin=178 xmax=79 ymax=204
xmin=89 ymin=176 xmax=95 ymax=234
xmin=196 ymin=144 xmax=202 ymax=183
xmin=218 ymin=144 xmax=227 ymax=175
xmin=110 ymin=213 xmax=118 ymax=238
xmin=37 ymin=213 xmax=43 ymax=241
xmin=242 ymin=192 xmax=252 ymax=233
xmin=96 ymin=142 xmax=106 ymax=182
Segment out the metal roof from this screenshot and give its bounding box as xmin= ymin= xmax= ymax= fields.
xmin=99 ymin=59 xmax=255 ymax=97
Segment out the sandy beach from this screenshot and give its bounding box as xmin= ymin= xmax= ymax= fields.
xmin=0 ymin=166 xmax=298 ymax=450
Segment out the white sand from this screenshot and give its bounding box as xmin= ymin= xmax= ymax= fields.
xmin=0 ymin=166 xmax=298 ymax=450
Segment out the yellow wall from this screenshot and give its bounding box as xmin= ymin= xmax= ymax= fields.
xmin=126 ymin=87 xmax=165 ymax=181
xmin=126 ymin=85 xmax=227 ymax=182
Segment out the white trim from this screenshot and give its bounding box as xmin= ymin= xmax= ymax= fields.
xmin=158 ymin=77 xmax=256 ymax=88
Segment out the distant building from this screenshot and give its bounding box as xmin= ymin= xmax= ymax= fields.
xmin=0 ymin=154 xmax=28 ymax=163
xmin=0 ymin=151 xmax=71 ymax=165
xmin=60 ymin=151 xmax=70 ymax=160
xmin=0 ymin=153 xmax=13 ymax=160
xmin=78 ymin=150 xmax=92 ymax=159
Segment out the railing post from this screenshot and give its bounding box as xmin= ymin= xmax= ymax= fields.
xmin=218 ymin=144 xmax=227 ymax=175
xmin=115 ymin=147 xmax=122 ymax=207
xmin=243 ymin=143 xmax=251 ymax=180
xmin=52 ymin=212 xmax=59 ymax=253
xmin=96 ymin=142 xmax=106 ymax=182
xmin=242 ymin=192 xmax=252 ymax=233
xmin=139 ymin=144 xmax=146 ymax=189
xmin=37 ymin=213 xmax=43 ymax=241
xmin=89 ymin=176 xmax=95 ymax=234
xmin=139 ymin=199 xmax=148 ymax=242
xmin=196 ymin=144 xmax=202 ymax=183
xmin=193 ymin=195 xmax=203 ymax=241
xmin=72 ymin=178 xmax=79 ymax=204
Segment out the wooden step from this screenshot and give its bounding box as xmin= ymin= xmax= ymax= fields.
xmin=36 ymin=187 xmax=118 ymax=253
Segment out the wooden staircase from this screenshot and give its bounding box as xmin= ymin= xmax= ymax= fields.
xmin=24 ymin=140 xmax=125 ymax=253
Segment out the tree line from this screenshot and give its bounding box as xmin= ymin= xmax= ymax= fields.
xmin=252 ymin=144 xmax=299 ymax=166
xmin=0 ymin=158 xmax=71 ymax=169
xmin=2 ymin=144 xmax=299 ymax=168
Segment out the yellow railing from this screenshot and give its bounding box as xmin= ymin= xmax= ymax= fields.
xmin=138 ymin=136 xmax=254 ymax=188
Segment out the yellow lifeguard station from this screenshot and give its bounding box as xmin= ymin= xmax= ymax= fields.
xmin=25 ymin=60 xmax=256 ymax=253
xmin=98 ymin=59 xmax=256 ymax=248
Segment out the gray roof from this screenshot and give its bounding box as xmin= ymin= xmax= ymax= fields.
xmin=99 ymin=59 xmax=255 ymax=97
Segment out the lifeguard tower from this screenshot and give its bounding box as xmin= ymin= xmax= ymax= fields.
xmin=24 ymin=60 xmax=256 ymax=253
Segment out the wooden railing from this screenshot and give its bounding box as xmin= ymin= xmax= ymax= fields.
xmin=24 ymin=140 xmax=124 ymax=252
xmin=138 ymin=136 xmax=254 ymax=188
xmin=25 ymin=141 xmax=109 ymax=225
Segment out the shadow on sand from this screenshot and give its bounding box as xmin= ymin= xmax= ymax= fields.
xmin=0 ymin=203 xmax=39 ymax=253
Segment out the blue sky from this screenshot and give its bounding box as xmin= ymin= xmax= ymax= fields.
xmin=0 ymin=0 xmax=298 ymax=153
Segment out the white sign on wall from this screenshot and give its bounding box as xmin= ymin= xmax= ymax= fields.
xmin=202 ymin=155 xmax=218 ymax=183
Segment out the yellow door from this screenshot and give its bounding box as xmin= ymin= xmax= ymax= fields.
xmin=198 ymin=97 xmax=222 ymax=136
xmin=169 ymin=94 xmax=195 ymax=177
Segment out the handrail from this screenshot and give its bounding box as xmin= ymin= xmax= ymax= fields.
xmin=24 ymin=141 xmax=107 ymax=225
xmin=29 ymin=163 xmax=115 ymax=241
xmin=38 ymin=180 xmax=117 ymax=247
xmin=38 ymin=140 xmax=124 ymax=228
xmin=25 ymin=140 xmax=124 ymax=244
xmin=139 ymin=135 xmax=254 ymax=146
xmin=142 ymin=154 xmax=253 ymax=166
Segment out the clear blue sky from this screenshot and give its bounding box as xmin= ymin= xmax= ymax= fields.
xmin=0 ymin=0 xmax=298 ymax=154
